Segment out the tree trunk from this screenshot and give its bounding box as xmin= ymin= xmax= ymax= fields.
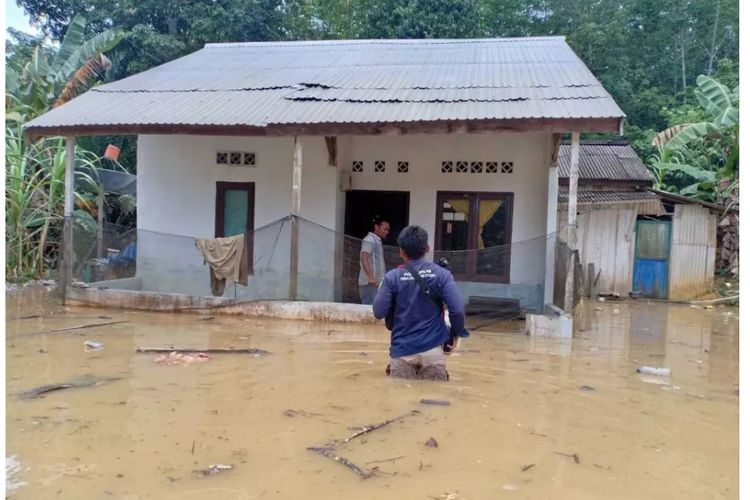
xmin=680 ymin=31 xmax=687 ymax=103
xmin=707 ymin=0 xmax=721 ymax=75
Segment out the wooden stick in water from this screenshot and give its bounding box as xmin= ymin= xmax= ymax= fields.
xmin=338 ymin=410 xmax=420 ymax=445
xmin=136 ymin=347 xmax=269 ymax=355
xmin=307 ymin=447 xmax=374 ymax=479
xmin=41 ymin=320 xmax=129 ymax=334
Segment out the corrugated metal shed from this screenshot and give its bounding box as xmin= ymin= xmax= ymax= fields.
xmin=25 ymin=37 xmax=625 ymax=137
xmin=669 ymin=205 xmax=717 ymax=300
xmin=558 ymin=141 xmax=653 ymax=184
xmin=557 ymin=207 xmax=637 ymax=297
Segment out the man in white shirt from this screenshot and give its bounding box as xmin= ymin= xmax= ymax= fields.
xmin=358 ymin=215 xmax=390 ymax=305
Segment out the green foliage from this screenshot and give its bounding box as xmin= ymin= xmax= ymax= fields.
xmin=6 ymin=14 xmax=124 ymax=121
xmin=649 ymin=71 xmax=739 ymax=203
xmin=5 ymin=15 xmax=126 ymax=280
xmin=5 ymin=121 xmax=102 ymax=280
xmin=11 ymin=0 xmax=740 ymax=207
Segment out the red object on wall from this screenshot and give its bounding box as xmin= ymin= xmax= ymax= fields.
xmin=104 ymin=144 xmax=120 ymax=161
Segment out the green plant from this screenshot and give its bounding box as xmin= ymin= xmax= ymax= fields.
xmin=5 ymin=121 xmax=99 ymax=280
xmin=5 ymin=14 xmax=124 ymax=281
xmin=6 ymin=14 xmax=123 ymax=121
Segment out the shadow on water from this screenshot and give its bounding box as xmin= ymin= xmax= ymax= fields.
xmin=5 ymin=287 xmax=739 ymax=499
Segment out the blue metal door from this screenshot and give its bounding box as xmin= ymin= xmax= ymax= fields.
xmin=632 ymin=220 xmax=671 ymax=299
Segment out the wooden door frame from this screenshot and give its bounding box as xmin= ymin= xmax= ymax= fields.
xmin=632 ymin=218 xmax=672 ymax=299
xmin=215 ymin=181 xmax=255 ymax=273
xmin=434 ymin=191 xmax=514 ymax=283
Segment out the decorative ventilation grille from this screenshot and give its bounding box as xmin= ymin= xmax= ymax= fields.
xmin=397 ymin=161 xmax=409 ymax=173
xmin=374 ymin=160 xmax=386 ymax=173
xmin=217 ymin=151 xmax=256 ymax=167
xmin=440 ymin=160 xmax=512 ymax=174
xmin=352 ymin=160 xmax=363 ymax=172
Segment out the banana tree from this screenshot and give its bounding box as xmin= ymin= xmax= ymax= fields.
xmin=5 ymin=121 xmax=99 ymax=280
xmin=652 ymin=75 xmax=739 ymax=176
xmin=648 ymin=145 xmax=718 ymax=200
xmin=6 ymin=14 xmax=124 ymax=121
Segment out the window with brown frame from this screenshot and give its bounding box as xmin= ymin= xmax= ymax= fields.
xmin=215 ymin=182 xmax=255 ymax=274
xmin=434 ymin=191 xmax=513 ymax=283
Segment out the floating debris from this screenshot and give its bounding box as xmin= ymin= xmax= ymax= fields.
xmin=154 ymin=352 xmax=211 ymax=366
xmin=307 ymin=447 xmax=374 ymax=479
xmin=138 ymin=347 xmax=269 ymax=355
xmin=578 ymin=385 xmax=596 ymax=392
xmin=521 ymin=463 xmax=535 ymax=472
xmin=6 ymin=456 xmax=28 ymax=491
xmin=420 ymin=399 xmax=450 ymax=406
xmin=194 ymin=464 xmax=234 ymax=476
xmin=30 ymin=321 xmax=129 ymax=336
xmin=554 ymin=451 xmax=580 ymax=464
xmin=84 ymin=340 xmax=104 ymax=351
xmin=636 ymin=366 xmax=671 ymax=377
xmin=283 ymin=409 xmax=323 ymax=418
xmin=425 ymin=437 xmax=439 ymax=448
xmin=18 ymin=376 xmax=120 ymax=399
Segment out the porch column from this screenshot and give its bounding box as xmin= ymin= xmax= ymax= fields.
xmin=543 ymin=134 xmax=560 ymax=305
xmin=62 ymin=136 xmax=76 ymax=304
xmin=563 ymin=132 xmax=581 ymax=313
xmin=289 ymin=136 xmax=303 ymax=300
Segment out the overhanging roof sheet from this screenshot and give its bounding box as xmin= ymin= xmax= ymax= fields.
xmin=558 ymin=190 xmax=659 ymax=204
xmin=558 ymin=141 xmax=653 ymax=183
xmin=26 ymin=37 xmax=626 ymax=136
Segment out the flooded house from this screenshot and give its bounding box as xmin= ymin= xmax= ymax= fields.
xmin=24 ymin=37 xmax=626 ymax=313
xmin=557 ymin=141 xmax=719 ymax=301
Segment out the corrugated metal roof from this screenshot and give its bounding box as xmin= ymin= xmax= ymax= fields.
xmin=26 ymin=37 xmax=625 ymax=134
xmin=558 ymin=190 xmax=659 ymax=205
xmin=558 ymin=141 xmax=653 ymax=183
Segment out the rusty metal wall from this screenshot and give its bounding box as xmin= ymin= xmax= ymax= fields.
xmin=669 ymin=205 xmax=717 ymax=300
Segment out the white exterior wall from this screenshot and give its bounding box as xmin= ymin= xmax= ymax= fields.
xmin=135 ymin=132 xmax=554 ymax=309
xmin=136 ymin=134 xmax=338 ymax=300
xmin=345 ymin=133 xmax=553 ymax=310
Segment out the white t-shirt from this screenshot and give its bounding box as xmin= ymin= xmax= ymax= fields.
xmin=358 ymin=232 xmax=385 ymax=286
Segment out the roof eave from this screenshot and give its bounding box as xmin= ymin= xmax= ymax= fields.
xmin=24 ymin=116 xmax=623 ymax=141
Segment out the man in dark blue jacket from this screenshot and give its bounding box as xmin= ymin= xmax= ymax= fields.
xmin=373 ymin=225 xmax=467 ymax=381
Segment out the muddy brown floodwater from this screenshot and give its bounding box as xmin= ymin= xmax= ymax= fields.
xmin=5 ymin=288 xmax=739 ymax=499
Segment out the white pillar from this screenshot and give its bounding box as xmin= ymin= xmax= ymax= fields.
xmin=544 ymin=165 xmax=559 ymax=305
xmin=564 ymin=132 xmax=581 ymax=313
xmin=62 ymin=136 xmax=76 ymax=304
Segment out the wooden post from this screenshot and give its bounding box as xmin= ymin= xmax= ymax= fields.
xmin=564 ymin=132 xmax=580 ymax=313
xmin=62 ymin=136 xmax=76 ymax=304
xmin=97 ymin=190 xmax=105 ymax=258
xmin=289 ymin=136 xmax=303 ymax=300
xmin=587 ymin=263 xmax=596 ymax=298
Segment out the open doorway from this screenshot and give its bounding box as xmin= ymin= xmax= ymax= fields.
xmin=343 ymin=190 xmax=410 ymax=303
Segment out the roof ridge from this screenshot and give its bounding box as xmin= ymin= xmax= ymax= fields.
xmin=204 ymin=36 xmax=567 ymax=48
